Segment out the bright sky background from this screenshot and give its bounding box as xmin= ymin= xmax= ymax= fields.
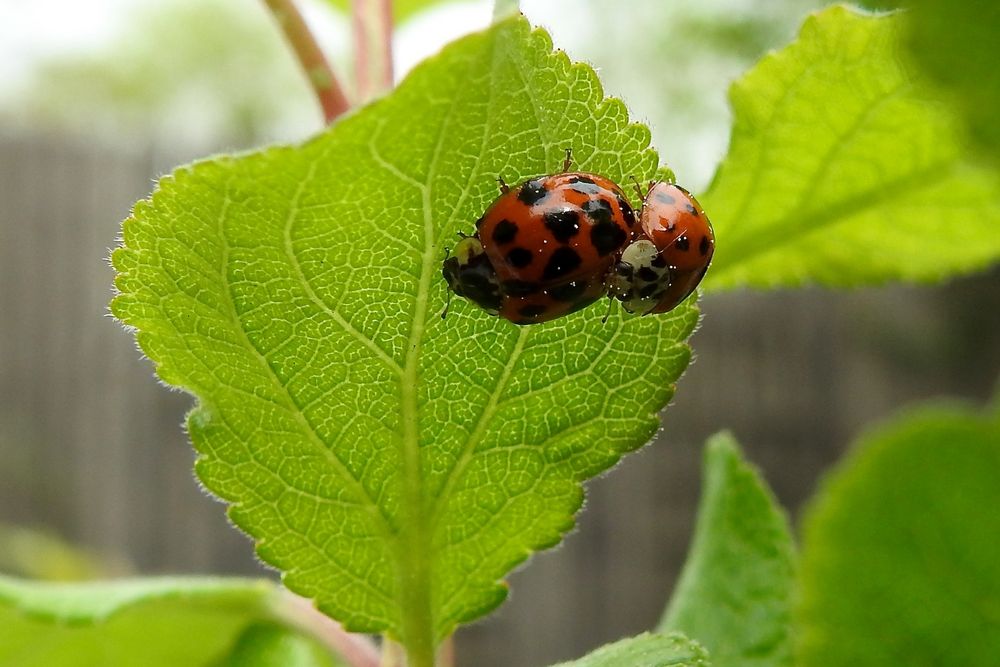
xmin=1 ymin=0 xmax=522 ymax=95
xmin=0 ymin=0 xmax=805 ymax=187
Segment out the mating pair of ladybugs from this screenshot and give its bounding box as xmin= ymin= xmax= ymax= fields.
xmin=442 ymin=150 xmax=715 ymax=325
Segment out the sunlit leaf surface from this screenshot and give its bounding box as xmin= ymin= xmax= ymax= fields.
xmin=702 ymin=6 xmax=1000 ymax=290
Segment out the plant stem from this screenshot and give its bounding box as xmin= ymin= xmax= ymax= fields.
xmin=276 ymin=591 xmax=381 ymax=667
xmin=380 ymin=638 xmax=406 ymax=667
xmin=438 ymin=636 xmax=455 ymax=667
xmin=262 ymin=0 xmax=351 ymax=123
xmin=397 ymin=517 xmax=436 ymax=666
xmin=352 ymin=0 xmax=394 ymax=102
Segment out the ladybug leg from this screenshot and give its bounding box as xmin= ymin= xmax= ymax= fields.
xmin=497 ymin=175 xmax=509 ymax=194
xmin=600 ymin=295 xmax=617 ymax=324
xmin=440 ymin=288 xmax=454 ymax=320
xmin=562 ymin=147 xmax=573 ymax=172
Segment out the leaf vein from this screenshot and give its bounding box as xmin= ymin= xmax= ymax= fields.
xmin=215 ymin=173 xmax=398 ymax=541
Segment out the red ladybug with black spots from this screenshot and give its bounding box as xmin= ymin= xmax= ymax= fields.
xmin=443 ymin=151 xmax=638 ymax=325
xmin=609 ymin=182 xmax=715 ymax=315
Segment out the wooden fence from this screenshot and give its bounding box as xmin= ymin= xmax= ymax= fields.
xmin=1 ymin=130 xmax=997 ymax=666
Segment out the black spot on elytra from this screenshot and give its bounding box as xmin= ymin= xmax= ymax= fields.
xmin=590 ymin=220 xmax=628 ymax=256
xmin=651 ymin=254 xmax=668 ymax=269
xmin=517 ymin=179 xmax=548 ymax=205
xmin=699 ymin=235 xmax=710 ymax=256
xmin=544 ymin=209 xmax=580 ymax=242
xmin=654 ymin=191 xmax=676 ymax=205
xmin=568 ymin=175 xmax=602 ymax=195
xmin=519 ymin=304 xmax=548 ymax=318
xmin=676 ymin=235 xmax=690 ymax=252
xmin=503 ymin=279 xmax=539 ymax=296
xmin=491 ymin=219 xmax=518 ymax=244
xmin=543 ymin=247 xmax=582 ymax=280
xmin=581 ymin=198 xmax=614 ymax=226
xmin=638 ymin=266 xmax=659 ymax=282
xmin=617 ymin=196 xmax=636 ymax=227
xmin=507 ymin=247 xmax=533 ymax=267
xmin=685 ymin=203 xmax=699 ymax=216
xmin=548 ymin=280 xmax=588 ymax=302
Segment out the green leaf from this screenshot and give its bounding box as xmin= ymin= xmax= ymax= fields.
xmin=0 ymin=523 xmax=110 ymax=581
xmin=905 ymin=0 xmax=1000 ymax=164
xmin=659 ymin=433 xmax=794 ymax=667
xmin=549 ymin=632 xmax=709 ymax=667
xmin=215 ymin=622 xmax=338 ymax=667
xmin=111 ymin=14 xmax=697 ymax=660
xmin=796 ymin=402 xmax=1000 ymax=666
xmin=701 ymin=5 xmax=1000 ymax=291
xmin=857 ymin=0 xmax=1000 ymax=164
xmin=0 ymin=576 xmax=334 ymax=667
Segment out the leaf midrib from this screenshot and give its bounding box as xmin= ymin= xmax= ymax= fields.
xmin=390 ymin=36 xmax=507 ymax=647
xmin=709 ymin=156 xmax=952 ymax=283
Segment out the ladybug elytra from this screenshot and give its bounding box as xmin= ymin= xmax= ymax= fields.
xmin=443 ymin=152 xmax=637 ymax=325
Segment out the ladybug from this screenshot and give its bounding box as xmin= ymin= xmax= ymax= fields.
xmin=443 ymin=152 xmax=637 ymax=325
xmin=609 ymin=182 xmax=715 ymax=315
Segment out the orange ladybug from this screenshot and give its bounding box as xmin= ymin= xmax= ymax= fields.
xmin=443 ymin=152 xmax=637 ymax=325
xmin=609 ymin=182 xmax=715 ymax=315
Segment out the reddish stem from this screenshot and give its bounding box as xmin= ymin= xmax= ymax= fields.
xmin=262 ymin=0 xmax=351 ymax=123
xmin=438 ymin=636 xmax=455 ymax=667
xmin=277 ymin=591 xmax=381 ymax=667
xmin=352 ymin=0 xmax=395 ymax=102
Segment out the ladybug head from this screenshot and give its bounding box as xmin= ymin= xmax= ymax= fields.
xmin=441 ymin=237 xmax=502 ymax=316
xmin=608 ymin=239 xmax=671 ymax=315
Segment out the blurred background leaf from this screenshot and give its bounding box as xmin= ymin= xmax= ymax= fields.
xmin=796 ymin=399 xmax=1000 ymax=666
xmin=660 ymin=434 xmax=794 ymax=667
xmin=0 ymin=524 xmax=124 ymax=581
xmin=214 ymin=622 xmax=341 ymax=667
xmin=701 ymin=6 xmax=1000 ymax=291
xmin=0 ymin=576 xmax=343 ymax=667
xmin=858 ymin=0 xmax=1000 ymax=165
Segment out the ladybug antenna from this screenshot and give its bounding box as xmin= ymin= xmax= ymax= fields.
xmin=497 ymin=175 xmax=509 ymax=194
xmin=601 ymin=295 xmax=616 ymax=324
xmin=562 ymin=147 xmax=573 ymax=172
xmin=629 ymin=175 xmax=645 ymax=201
xmin=441 ymin=289 xmax=454 ymax=320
